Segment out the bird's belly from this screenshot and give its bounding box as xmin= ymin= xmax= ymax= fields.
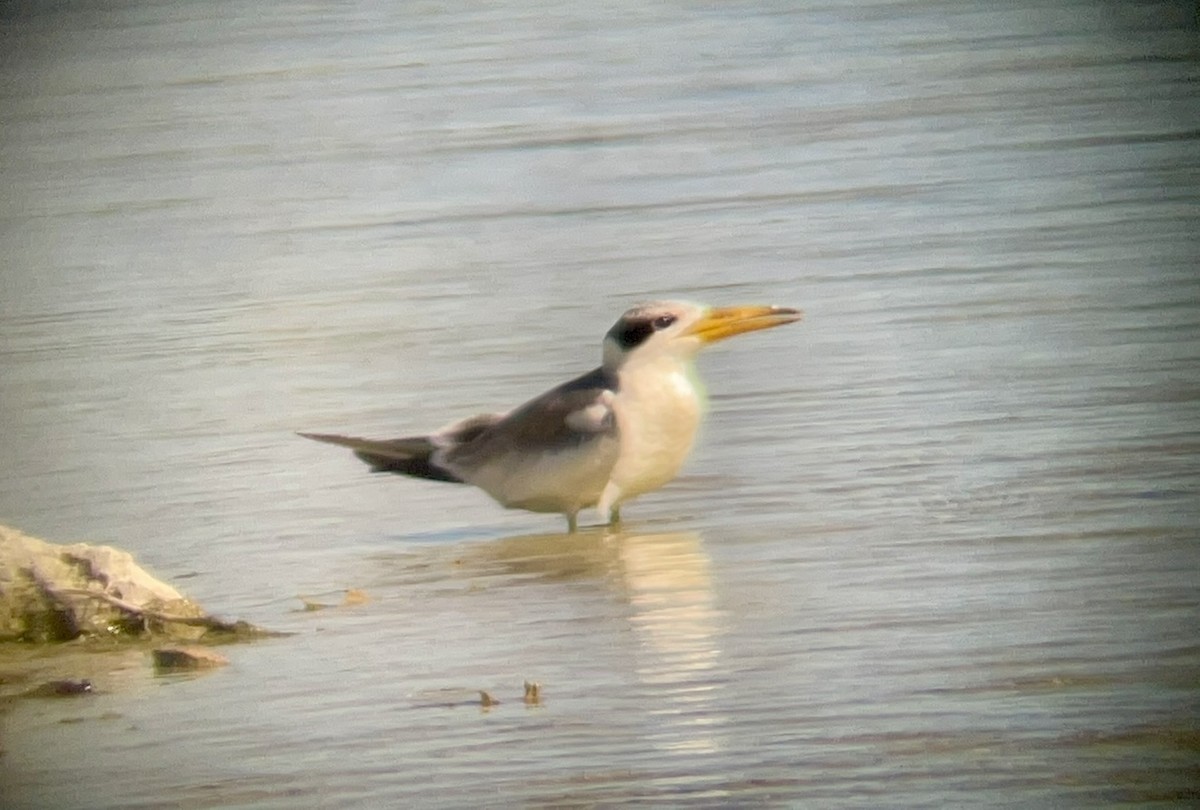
xmin=464 ymin=435 xmax=618 ymax=514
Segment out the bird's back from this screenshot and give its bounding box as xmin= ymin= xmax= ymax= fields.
xmin=441 ymin=366 xmax=621 ymax=515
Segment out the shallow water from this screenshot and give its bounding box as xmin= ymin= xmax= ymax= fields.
xmin=1 ymin=1 xmax=1198 ymax=806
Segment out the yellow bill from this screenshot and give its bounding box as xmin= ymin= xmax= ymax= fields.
xmin=684 ymin=305 xmax=803 ymax=344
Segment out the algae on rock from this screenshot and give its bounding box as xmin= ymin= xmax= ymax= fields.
xmin=0 ymin=524 xmax=263 ymax=643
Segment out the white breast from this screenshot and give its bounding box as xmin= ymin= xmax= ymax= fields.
xmin=601 ymin=359 xmax=703 ymax=512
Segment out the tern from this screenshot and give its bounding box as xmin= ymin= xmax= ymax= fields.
xmin=301 ymin=301 xmax=802 ymax=532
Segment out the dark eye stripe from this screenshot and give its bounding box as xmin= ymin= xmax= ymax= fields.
xmin=612 ymin=319 xmax=655 ymax=349
xmin=606 ymin=311 xmax=679 ymax=351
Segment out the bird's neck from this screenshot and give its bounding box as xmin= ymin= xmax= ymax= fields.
xmin=617 ymin=352 xmax=705 ymax=406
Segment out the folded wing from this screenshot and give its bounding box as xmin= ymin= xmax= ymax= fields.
xmin=441 ymin=367 xmax=621 ymax=513
xmin=300 ymin=366 xmax=622 ymax=516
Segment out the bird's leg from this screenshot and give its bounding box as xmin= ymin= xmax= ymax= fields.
xmin=566 ymin=512 xmax=578 ymax=534
xmin=607 ymin=505 xmax=621 ymax=527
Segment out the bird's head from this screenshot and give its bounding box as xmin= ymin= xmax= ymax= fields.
xmin=602 ymin=301 xmax=803 ymax=371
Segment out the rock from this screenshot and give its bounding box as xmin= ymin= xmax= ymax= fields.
xmin=151 ymin=647 xmax=229 ymax=671
xmin=23 ymin=679 xmax=95 ymax=698
xmin=0 ymin=524 xmax=259 ymax=643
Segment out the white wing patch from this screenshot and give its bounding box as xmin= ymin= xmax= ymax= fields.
xmin=563 ymin=390 xmax=615 ymax=434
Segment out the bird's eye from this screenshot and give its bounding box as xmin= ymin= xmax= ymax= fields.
xmin=653 ymin=314 xmax=677 ymax=330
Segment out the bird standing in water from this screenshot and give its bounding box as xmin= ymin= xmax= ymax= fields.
xmin=301 ymin=301 xmax=802 ymax=532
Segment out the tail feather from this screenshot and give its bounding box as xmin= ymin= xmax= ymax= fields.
xmin=298 ymin=432 xmax=463 ymax=483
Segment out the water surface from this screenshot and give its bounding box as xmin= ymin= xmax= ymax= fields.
xmin=1 ymin=1 xmax=1198 ymax=806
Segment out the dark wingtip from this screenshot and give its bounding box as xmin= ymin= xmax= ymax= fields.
xmin=297 ymin=431 xmax=349 ymax=446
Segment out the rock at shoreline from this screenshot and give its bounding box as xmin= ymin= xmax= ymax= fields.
xmin=0 ymin=524 xmax=257 ymax=643
xmin=152 ymin=646 xmax=230 ymax=671
xmin=23 ymin=679 xmax=95 ymax=698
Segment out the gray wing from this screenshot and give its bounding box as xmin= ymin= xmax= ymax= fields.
xmin=440 ymin=366 xmax=621 ymax=512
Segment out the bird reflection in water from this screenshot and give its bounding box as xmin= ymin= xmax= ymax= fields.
xmin=453 ymin=528 xmax=727 ymax=756
xmin=617 ymin=531 xmax=726 ymax=756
